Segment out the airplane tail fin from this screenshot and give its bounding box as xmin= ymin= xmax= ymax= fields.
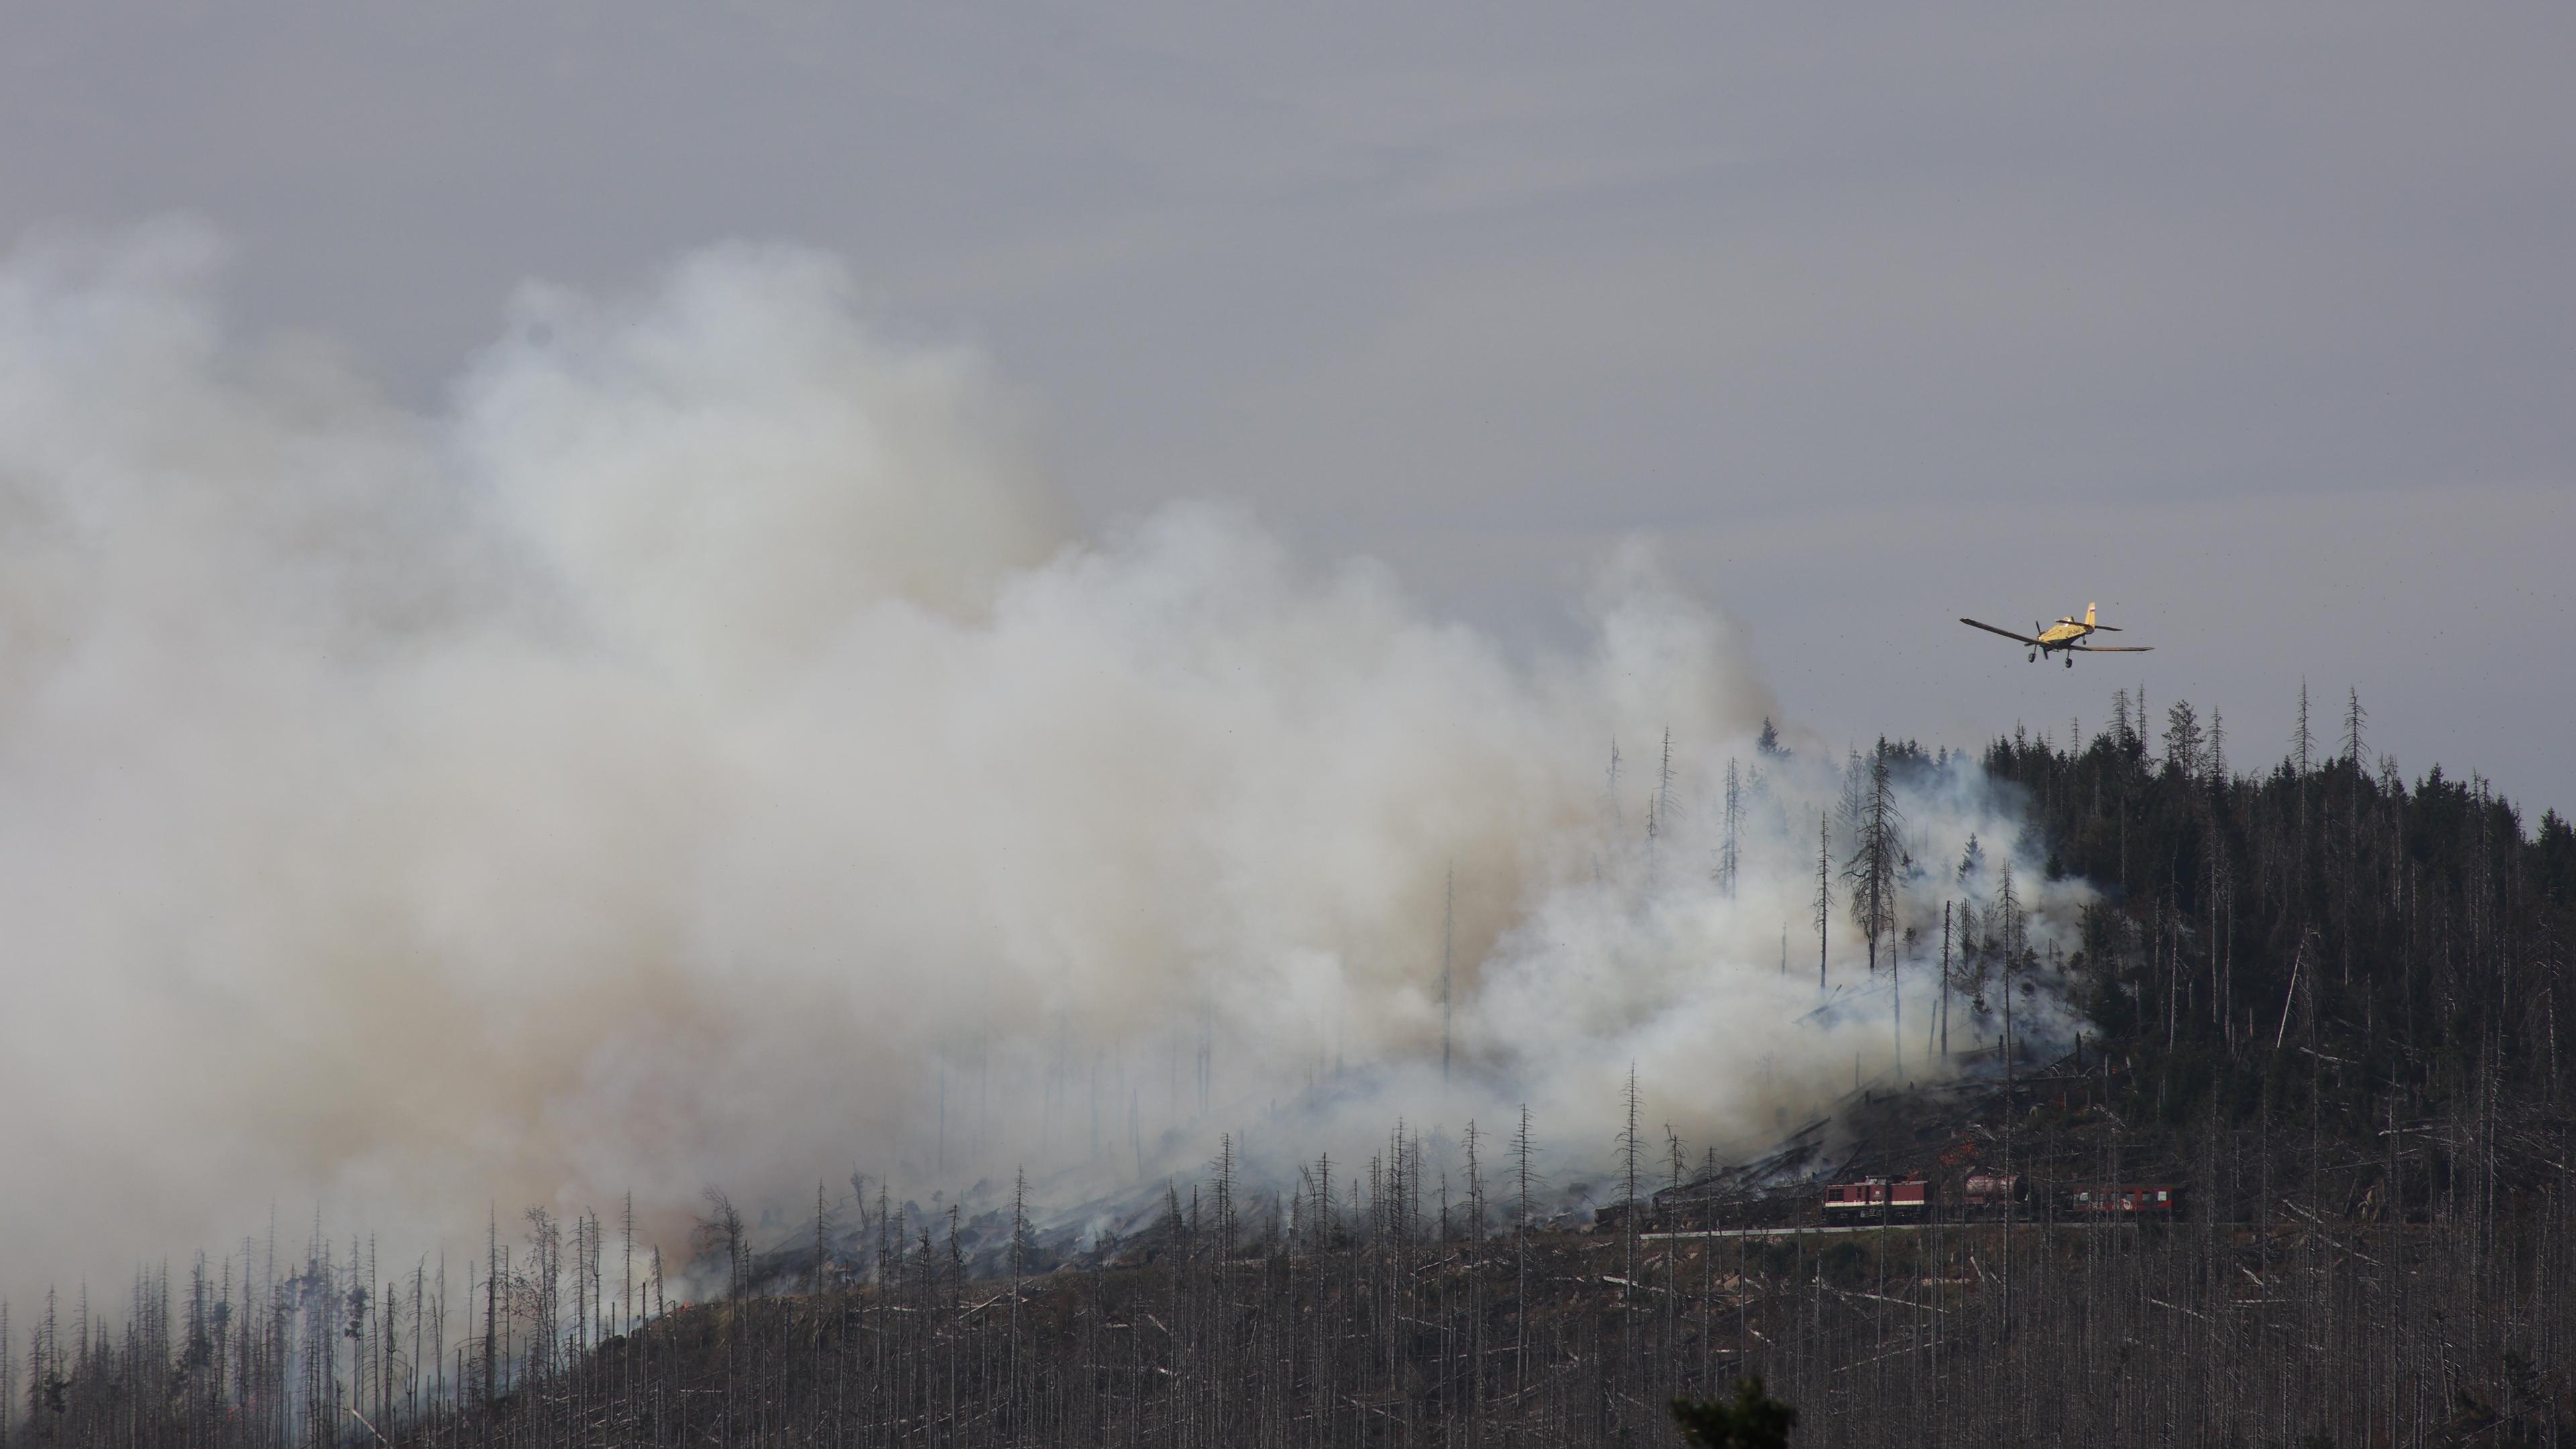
xmin=2085 ymin=602 xmax=2097 ymax=627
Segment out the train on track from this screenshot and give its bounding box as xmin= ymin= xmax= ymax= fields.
xmin=1811 ymin=1173 xmax=2184 ymax=1225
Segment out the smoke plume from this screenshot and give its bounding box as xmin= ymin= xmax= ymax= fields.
xmin=0 ymin=222 xmax=2090 ymax=1297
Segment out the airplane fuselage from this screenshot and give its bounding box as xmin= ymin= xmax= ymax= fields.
xmin=1958 ymin=602 xmax=2149 ymax=667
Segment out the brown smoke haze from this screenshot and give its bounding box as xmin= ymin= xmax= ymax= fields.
xmin=0 ymin=222 xmax=2092 ymax=1300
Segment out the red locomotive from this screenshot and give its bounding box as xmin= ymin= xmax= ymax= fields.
xmin=1821 ymin=1175 xmax=1934 ymax=1224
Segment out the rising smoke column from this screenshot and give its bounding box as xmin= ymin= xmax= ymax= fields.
xmin=0 ymin=222 xmax=2091 ymax=1301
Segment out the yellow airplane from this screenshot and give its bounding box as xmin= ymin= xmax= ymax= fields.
xmin=1960 ymin=603 xmax=2153 ymax=668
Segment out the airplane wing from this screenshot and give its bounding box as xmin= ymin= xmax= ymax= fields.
xmin=2068 ymin=645 xmax=2153 ymax=653
xmin=1960 ymin=619 xmax=2041 ymax=645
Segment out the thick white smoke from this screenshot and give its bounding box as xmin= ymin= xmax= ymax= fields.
xmin=0 ymin=222 xmax=2090 ymax=1298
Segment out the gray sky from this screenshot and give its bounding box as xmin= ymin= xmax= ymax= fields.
xmin=7 ymin=0 xmax=2572 ymax=811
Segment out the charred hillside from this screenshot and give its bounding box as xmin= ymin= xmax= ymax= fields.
xmin=8 ymin=688 xmax=2576 ymax=1449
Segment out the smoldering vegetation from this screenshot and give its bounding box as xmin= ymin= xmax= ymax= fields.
xmin=0 ymin=223 xmax=2086 ymax=1300
xmin=9 ymin=961 xmax=2575 ymax=1449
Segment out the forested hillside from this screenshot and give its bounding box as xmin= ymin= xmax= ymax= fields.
xmin=1981 ymin=683 xmax=2575 ymax=1162
xmin=9 ymin=686 xmax=2574 ymax=1448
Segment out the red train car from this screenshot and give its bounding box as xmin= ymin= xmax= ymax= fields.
xmin=1822 ymin=1176 xmax=1934 ymax=1223
xmin=2065 ymin=1183 xmax=2184 ymax=1219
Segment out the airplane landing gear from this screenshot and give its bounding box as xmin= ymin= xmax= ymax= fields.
xmin=2028 ymin=651 xmax=2037 ymax=663
xmin=2064 ymin=655 xmax=2074 ymax=668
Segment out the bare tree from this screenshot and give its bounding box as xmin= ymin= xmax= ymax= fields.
xmin=1513 ymin=1103 xmax=1534 ymax=1401
xmin=1812 ymin=810 xmax=1833 ymax=987
xmin=694 ymin=1190 xmax=747 ymax=1301
xmin=810 ymin=1183 xmax=832 ymax=1295
xmin=1618 ymin=1065 xmax=1642 ymax=1300
xmin=2293 ymin=678 xmax=2314 ymax=844
xmin=1657 ymin=728 xmax=1677 ymax=849
xmin=1716 ymin=757 xmax=1741 ymax=899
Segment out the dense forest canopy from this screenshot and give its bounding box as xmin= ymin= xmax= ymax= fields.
xmin=1980 ymin=683 xmax=2574 ymax=1144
